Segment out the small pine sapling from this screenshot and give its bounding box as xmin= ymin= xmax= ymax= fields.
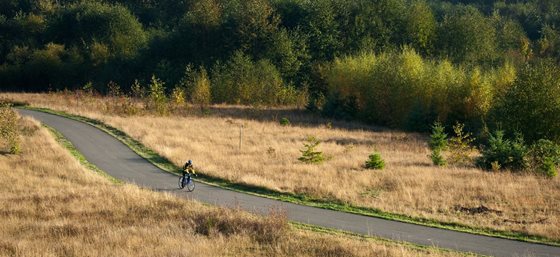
xmin=429 ymin=122 xmax=448 ymax=166
xmin=298 ymin=136 xmax=325 ymax=164
xmin=365 ymin=152 xmax=385 ymax=170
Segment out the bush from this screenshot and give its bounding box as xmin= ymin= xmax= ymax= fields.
xmin=107 ymin=81 xmax=121 ymax=97
xmin=477 ymin=130 xmax=528 ymax=171
xmin=0 ymin=105 xmax=21 ymax=154
xmin=429 ymin=122 xmax=447 ymax=166
xmin=539 ymin=158 xmax=558 ymax=178
xmin=365 ymin=152 xmax=385 ymax=170
xmin=130 ymin=79 xmax=145 ymax=99
xmin=191 ymin=67 xmax=212 ymax=110
xmin=448 ymin=122 xmax=475 ymax=166
xmin=529 ymin=139 xmax=560 ymax=178
xmin=491 ymin=59 xmax=560 ymax=144
xmin=279 ymin=117 xmax=290 ymax=126
xmin=170 ymin=86 xmax=186 ymax=107
xmin=147 ymin=75 xmax=168 ymax=115
xmin=83 ymin=81 xmax=95 ymax=95
xmin=298 ymin=136 xmax=325 ymax=164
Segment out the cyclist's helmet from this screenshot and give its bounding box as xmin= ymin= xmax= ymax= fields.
xmin=188 ymin=160 xmax=192 ymax=165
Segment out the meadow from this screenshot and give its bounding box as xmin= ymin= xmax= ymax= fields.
xmin=3 ymin=92 xmax=559 ymax=242
xmin=0 ymin=109 xmax=465 ymax=257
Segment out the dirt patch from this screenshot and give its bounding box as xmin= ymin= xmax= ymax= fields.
xmin=502 ymin=218 xmax=548 ymax=225
xmin=455 ymin=205 xmax=503 ymax=215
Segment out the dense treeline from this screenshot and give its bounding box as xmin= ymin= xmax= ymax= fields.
xmin=322 ymin=48 xmax=512 ymax=131
xmin=1 ymin=0 xmax=560 ymax=141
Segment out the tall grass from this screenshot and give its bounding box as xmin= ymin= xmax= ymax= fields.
xmin=4 ymin=92 xmax=560 ymax=240
xmin=0 ymin=114 xmax=461 ymax=257
xmin=0 ymin=104 xmax=20 ymax=154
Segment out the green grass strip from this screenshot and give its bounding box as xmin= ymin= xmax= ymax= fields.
xmin=290 ymin=222 xmax=487 ymax=257
xmin=23 ymin=106 xmax=560 ymax=247
xmin=43 ymin=124 xmax=122 ymax=185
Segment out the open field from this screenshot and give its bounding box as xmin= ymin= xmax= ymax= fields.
xmin=0 ymin=110 xmax=466 ymax=257
xmin=3 ymin=92 xmax=560 ymax=242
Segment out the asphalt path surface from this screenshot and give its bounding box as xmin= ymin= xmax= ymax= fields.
xmin=19 ymin=109 xmax=560 ymax=257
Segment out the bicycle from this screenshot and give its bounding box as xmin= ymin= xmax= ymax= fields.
xmin=178 ymin=173 xmax=195 ymax=192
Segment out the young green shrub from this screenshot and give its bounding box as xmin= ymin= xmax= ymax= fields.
xmin=365 ymin=152 xmax=385 ymax=170
xmin=298 ymin=136 xmax=325 ymax=164
xmin=529 ymin=139 xmax=560 ymax=178
xmin=107 ymin=81 xmax=121 ymax=98
xmin=490 ymin=161 xmax=501 ymax=172
xmin=448 ymin=122 xmax=475 ymax=166
xmin=429 ymin=122 xmax=448 ymax=166
xmin=477 ymin=130 xmax=528 ymax=171
xmin=539 ymin=158 xmax=558 ymax=178
xmin=131 ymin=79 xmax=145 ymax=99
xmin=83 ymin=81 xmax=94 ymax=95
xmin=279 ymin=117 xmax=290 ymax=126
xmin=171 ymin=86 xmax=186 ymax=107
xmin=191 ymin=67 xmax=212 ymax=110
xmin=147 ymin=75 xmax=168 ymax=115
xmin=0 ymin=105 xmax=21 ymax=154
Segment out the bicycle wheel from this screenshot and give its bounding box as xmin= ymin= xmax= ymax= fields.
xmin=185 ymin=177 xmax=195 ymax=192
xmin=178 ymin=176 xmax=185 ymax=189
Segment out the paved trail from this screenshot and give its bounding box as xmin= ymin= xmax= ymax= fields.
xmin=19 ymin=109 xmax=560 ymax=257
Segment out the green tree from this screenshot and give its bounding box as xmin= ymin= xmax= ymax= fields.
xmin=48 ymin=1 xmax=147 ymax=59
xmin=211 ymin=51 xmax=295 ymax=106
xmin=191 ymin=68 xmax=212 ymax=110
xmin=492 ymin=59 xmax=560 ymax=143
xmin=529 ymin=139 xmax=560 ymax=178
xmin=477 ymin=130 xmax=528 ymax=171
xmin=227 ymin=0 xmax=280 ymax=59
xmin=436 ymin=6 xmax=498 ymax=63
xmin=147 ymin=75 xmax=168 ymax=115
xmin=301 ymin=1 xmax=342 ymax=61
xmin=494 ymin=15 xmax=530 ymax=58
xmin=538 ymin=25 xmax=560 ymax=60
xmin=429 ymin=122 xmax=448 ymax=166
xmin=404 ymin=0 xmax=436 ymax=52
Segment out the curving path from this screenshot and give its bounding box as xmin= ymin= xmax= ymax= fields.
xmin=19 ymin=109 xmax=560 ymax=257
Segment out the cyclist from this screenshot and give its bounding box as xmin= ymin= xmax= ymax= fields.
xmin=182 ymin=160 xmax=196 ymax=183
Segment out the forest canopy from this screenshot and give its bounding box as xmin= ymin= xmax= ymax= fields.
xmin=2 ymin=0 xmax=560 ymax=140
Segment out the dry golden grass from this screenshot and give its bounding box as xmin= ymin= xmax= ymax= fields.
xmin=0 ymin=112 xmax=464 ymax=257
xmin=3 ymin=92 xmax=560 ymax=241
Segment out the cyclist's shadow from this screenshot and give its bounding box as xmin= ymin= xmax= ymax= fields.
xmin=154 ymin=187 xmax=182 ymax=192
